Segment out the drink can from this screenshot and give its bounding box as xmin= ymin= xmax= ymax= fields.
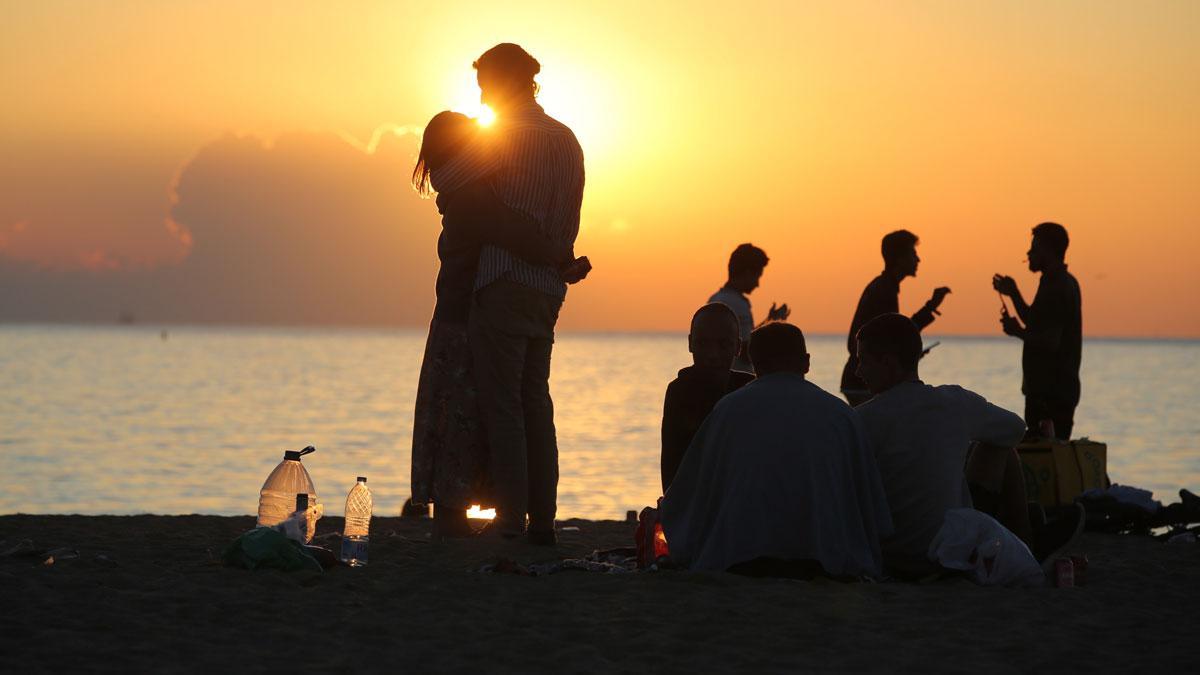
xmin=1038 ymin=419 xmax=1056 ymax=439
xmin=1070 ymin=554 xmax=1089 ymax=586
xmin=1055 ymin=557 xmax=1074 ymax=588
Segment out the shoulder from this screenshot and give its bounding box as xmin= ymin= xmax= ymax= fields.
xmin=865 ymin=274 xmax=895 ymax=293
xmin=709 ymin=288 xmax=749 ymax=309
xmin=802 ymin=380 xmax=858 ymax=422
xmin=931 ymin=383 xmax=982 ymax=403
xmin=513 ymin=110 xmax=581 ymax=143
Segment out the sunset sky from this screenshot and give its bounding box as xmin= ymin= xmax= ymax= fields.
xmin=3 ymin=0 xmax=1198 ymax=336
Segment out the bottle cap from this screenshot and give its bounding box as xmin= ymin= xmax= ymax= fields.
xmin=283 ymin=446 xmax=316 ymax=461
xmin=357 ymin=476 xmax=367 ymax=483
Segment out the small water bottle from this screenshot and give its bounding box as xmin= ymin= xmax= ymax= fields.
xmin=341 ymin=477 xmax=372 ymax=567
xmin=257 ymin=446 xmax=321 ymax=542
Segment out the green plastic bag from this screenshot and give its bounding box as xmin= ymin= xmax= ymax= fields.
xmin=222 ymin=527 xmax=323 ymax=573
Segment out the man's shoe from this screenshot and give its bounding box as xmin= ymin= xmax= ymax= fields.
xmin=1034 ymin=502 xmax=1086 ymax=572
xmin=527 ymin=529 xmax=557 ymax=546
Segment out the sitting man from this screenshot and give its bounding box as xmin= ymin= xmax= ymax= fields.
xmin=660 ymin=322 xmax=893 ymax=579
xmin=853 ymin=313 xmax=1084 ymax=578
xmin=661 ymin=303 xmax=755 ymax=492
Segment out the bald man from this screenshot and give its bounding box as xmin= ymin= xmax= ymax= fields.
xmin=661 ymin=303 xmax=755 ymax=492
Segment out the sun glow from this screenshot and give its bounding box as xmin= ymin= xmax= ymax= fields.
xmin=476 ymin=104 xmax=496 ymax=127
xmin=466 ymin=504 xmax=496 ymax=520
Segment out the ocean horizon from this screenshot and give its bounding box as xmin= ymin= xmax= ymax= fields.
xmin=2 ymin=323 xmax=1197 ymax=519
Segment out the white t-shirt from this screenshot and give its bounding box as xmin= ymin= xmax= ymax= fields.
xmin=707 ymin=287 xmax=753 ymax=371
xmin=855 ymin=380 xmax=1026 ymax=573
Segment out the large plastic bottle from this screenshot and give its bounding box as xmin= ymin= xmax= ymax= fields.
xmin=340 ymin=476 xmax=372 ymax=567
xmin=258 ymin=446 xmax=321 ymax=542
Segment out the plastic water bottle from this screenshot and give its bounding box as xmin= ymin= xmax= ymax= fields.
xmin=258 ymin=446 xmax=321 ymax=543
xmin=341 ymin=476 xmax=372 ymax=567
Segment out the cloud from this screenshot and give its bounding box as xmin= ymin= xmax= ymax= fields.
xmin=2 ymin=127 xmax=449 ymax=325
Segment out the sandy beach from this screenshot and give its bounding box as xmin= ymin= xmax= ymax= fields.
xmin=1 ymin=514 xmax=1196 ymax=673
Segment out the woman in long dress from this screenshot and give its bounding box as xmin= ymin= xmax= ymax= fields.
xmin=409 ymin=111 xmax=580 ymax=537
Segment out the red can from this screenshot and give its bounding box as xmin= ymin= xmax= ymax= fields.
xmin=1055 ymin=557 xmax=1075 ymax=588
xmin=1070 ymin=554 xmax=1089 ymax=586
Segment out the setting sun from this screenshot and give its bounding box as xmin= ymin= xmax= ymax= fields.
xmin=476 ymin=104 xmax=496 ymax=127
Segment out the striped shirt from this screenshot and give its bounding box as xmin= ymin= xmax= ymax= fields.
xmin=433 ymin=101 xmax=585 ymax=298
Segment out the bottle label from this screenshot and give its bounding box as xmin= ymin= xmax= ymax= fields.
xmin=340 ymin=537 xmax=369 ymax=565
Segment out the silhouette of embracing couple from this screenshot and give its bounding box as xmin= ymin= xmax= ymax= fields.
xmin=409 ymin=44 xmax=588 ymax=545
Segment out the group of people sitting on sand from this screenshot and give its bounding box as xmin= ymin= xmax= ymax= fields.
xmin=659 ymin=224 xmax=1083 ymax=580
xmin=406 ymin=43 xmax=1084 ymax=580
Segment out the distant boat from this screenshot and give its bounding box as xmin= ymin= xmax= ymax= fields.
xmin=118 ymin=311 xmax=135 ymax=325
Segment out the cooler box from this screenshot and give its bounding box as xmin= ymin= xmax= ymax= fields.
xmin=1017 ymin=438 xmax=1108 ymax=507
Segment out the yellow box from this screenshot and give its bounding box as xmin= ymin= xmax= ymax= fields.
xmin=1017 ymin=438 xmax=1108 ymax=507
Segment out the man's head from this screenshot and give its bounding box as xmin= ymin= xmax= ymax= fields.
xmin=474 ymin=43 xmax=540 ymax=112
xmin=748 ymin=322 xmax=809 ymax=376
xmin=1027 ymin=222 xmax=1069 ymax=272
xmin=726 ymin=243 xmax=769 ymax=294
xmin=688 ymin=303 xmax=742 ymax=375
xmin=881 ymin=230 xmax=920 ymax=278
xmin=855 ymin=313 xmax=922 ymax=395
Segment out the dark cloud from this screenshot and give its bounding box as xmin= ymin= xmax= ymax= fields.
xmin=2 ymin=128 xmax=446 ymax=326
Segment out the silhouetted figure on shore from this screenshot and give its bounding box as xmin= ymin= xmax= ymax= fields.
xmin=841 ymin=230 xmax=950 ymax=406
xmin=855 ymin=313 xmax=1086 ymax=576
xmin=708 ymin=243 xmax=789 ymax=373
xmin=993 ymin=222 xmax=1081 ymax=441
xmin=853 ymin=314 xmax=1035 ymax=576
xmin=431 ymin=43 xmax=585 ymax=545
xmin=661 ymin=303 xmax=754 ymax=493
xmin=409 ymin=110 xmax=573 ymax=538
xmin=660 ymin=322 xmax=893 ymax=579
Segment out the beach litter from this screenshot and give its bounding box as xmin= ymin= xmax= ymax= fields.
xmin=222 ymin=527 xmax=323 ymax=573
xmin=929 ymin=509 xmax=1045 ymax=587
xmin=478 ymin=548 xmax=639 ymax=576
xmin=0 ymin=539 xmax=37 ymax=558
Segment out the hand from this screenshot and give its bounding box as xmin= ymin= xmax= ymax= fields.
xmin=927 ymin=286 xmax=952 ymax=311
xmin=560 ymin=256 xmax=592 ymax=285
xmin=766 ymin=302 xmax=791 ymax=322
xmin=992 ymin=274 xmax=1018 ymax=297
xmin=1000 ymin=313 xmax=1022 ymax=337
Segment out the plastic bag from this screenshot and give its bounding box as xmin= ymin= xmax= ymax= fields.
xmin=222 ymin=527 xmax=323 ymax=573
xmin=928 ymin=508 xmax=1044 ymax=587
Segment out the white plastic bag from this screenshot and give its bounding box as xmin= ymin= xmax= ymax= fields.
xmin=928 ymin=508 xmax=1045 ymax=587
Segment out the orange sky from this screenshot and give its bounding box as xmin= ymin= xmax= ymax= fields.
xmin=3 ymin=1 xmax=1198 ymax=336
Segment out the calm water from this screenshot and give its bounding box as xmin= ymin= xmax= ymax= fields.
xmin=1 ymin=325 xmax=1197 ymax=518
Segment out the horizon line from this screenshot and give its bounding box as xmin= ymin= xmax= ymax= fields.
xmin=2 ymin=319 xmax=1197 ymax=343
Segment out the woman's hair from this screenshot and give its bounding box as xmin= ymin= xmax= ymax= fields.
xmin=411 ymin=111 xmax=475 ymax=196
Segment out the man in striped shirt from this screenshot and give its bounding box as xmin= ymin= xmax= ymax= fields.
xmin=434 ymin=43 xmax=585 ymax=544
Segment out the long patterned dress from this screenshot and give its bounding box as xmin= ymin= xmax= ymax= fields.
xmin=409 ymin=318 xmax=490 ymax=510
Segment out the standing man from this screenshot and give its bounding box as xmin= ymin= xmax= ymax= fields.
xmin=434 ymin=43 xmax=585 ymax=544
xmin=840 ymin=230 xmax=951 ymax=406
xmin=708 ymin=243 xmax=789 ymax=372
xmin=993 ymin=222 xmax=1082 ymax=440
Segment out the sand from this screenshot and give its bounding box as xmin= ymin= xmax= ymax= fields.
xmin=1 ymin=514 xmax=1196 ymax=673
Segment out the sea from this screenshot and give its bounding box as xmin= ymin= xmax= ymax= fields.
xmin=1 ymin=324 xmax=1197 ymax=519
